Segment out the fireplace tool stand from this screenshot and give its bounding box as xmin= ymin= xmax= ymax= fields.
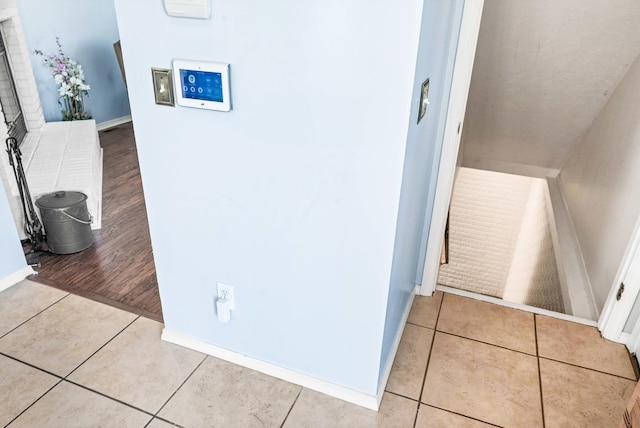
xmin=5 ymin=136 xmax=48 ymax=265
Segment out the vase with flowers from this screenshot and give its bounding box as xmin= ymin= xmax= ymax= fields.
xmin=34 ymin=37 xmax=91 ymax=121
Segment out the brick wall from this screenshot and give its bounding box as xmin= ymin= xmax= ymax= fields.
xmin=0 ymin=0 xmax=44 ymax=133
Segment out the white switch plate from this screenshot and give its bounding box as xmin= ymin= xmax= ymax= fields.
xmin=217 ymin=283 xmax=235 ymax=310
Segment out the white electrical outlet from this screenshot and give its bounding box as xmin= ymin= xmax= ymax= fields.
xmin=217 ymin=283 xmax=235 ymax=310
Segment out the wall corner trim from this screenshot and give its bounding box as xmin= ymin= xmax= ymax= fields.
xmin=376 ymin=288 xmax=416 ymax=399
xmin=0 ymin=266 xmax=35 ymax=293
xmin=161 ymin=329 xmax=381 ymax=411
xmin=546 ymin=175 xmax=598 ymax=320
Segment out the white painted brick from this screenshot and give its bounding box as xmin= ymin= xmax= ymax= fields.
xmin=438 ymin=167 xmax=563 ymax=311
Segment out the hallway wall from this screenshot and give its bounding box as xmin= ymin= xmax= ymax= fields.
xmin=560 ymin=53 xmax=640 ymax=311
xmin=0 ymin=182 xmax=27 ymax=285
xmin=114 ymin=0 xmax=427 ymax=399
xmin=17 ymin=0 xmax=130 ymax=124
xmin=462 ymin=0 xmax=640 ymax=176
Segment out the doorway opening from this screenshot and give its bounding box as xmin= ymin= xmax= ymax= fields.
xmin=437 ymin=167 xmax=565 ymax=313
xmin=29 ymin=122 xmax=162 ymax=322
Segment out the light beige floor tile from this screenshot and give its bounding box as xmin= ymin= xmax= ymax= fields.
xmin=536 ymin=314 xmax=636 ymax=379
xmin=146 ymin=418 xmax=177 ymax=428
xmin=385 ymin=324 xmax=434 ymax=399
xmin=158 ymin=356 xmax=301 ymax=427
xmin=68 ymin=317 xmax=206 ymax=413
xmin=407 ymin=291 xmax=443 ymax=329
xmin=0 ymin=354 xmax=60 ymax=426
xmin=540 ymin=358 xmax=636 ymax=428
xmin=415 ymin=405 xmax=495 ymax=428
xmin=437 ymin=293 xmax=536 ymax=354
xmin=422 ymin=332 xmax=542 ymax=428
xmin=9 ymin=381 xmax=151 ymax=427
xmin=0 ymin=279 xmax=67 ymax=337
xmin=0 ymin=294 xmax=137 ymax=376
xmin=282 ymin=390 xmax=416 ymax=428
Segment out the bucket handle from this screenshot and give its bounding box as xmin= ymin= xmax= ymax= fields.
xmin=60 ymin=210 xmax=92 ymax=225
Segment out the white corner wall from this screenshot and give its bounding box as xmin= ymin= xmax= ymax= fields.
xmin=0 ymin=177 xmax=30 ymax=291
xmin=462 ymin=0 xmax=640 ymax=175
xmin=114 ymin=0 xmax=425 ymax=398
xmin=560 ymin=53 xmax=640 ymax=311
xmin=0 ymin=0 xmax=40 ymax=290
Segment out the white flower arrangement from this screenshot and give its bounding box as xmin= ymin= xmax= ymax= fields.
xmin=34 ymin=37 xmax=91 ymax=121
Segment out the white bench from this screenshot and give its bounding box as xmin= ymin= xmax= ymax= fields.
xmin=1 ymin=120 xmax=103 ymax=240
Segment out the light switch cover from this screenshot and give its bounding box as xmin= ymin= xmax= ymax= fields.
xmin=152 ymin=68 xmax=174 ymax=106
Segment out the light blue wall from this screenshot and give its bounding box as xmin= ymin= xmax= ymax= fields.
xmin=114 ymin=0 xmax=425 ymax=394
xmin=378 ymin=0 xmax=464 ymax=382
xmin=0 ymin=186 xmax=27 ymax=281
xmin=17 ymin=0 xmax=130 ymax=124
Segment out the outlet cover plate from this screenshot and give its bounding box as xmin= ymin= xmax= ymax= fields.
xmin=217 ymin=283 xmax=235 ymax=310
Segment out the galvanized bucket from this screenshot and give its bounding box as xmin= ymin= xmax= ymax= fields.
xmin=35 ymin=191 xmax=94 ymax=254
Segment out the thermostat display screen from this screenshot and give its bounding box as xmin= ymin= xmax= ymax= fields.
xmin=179 ymin=69 xmax=223 ymax=102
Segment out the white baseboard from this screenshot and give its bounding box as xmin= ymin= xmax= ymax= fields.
xmin=0 ymin=266 xmax=35 ymax=293
xmin=161 ymin=329 xmax=380 ymax=411
xmin=96 ymin=115 xmax=132 ymax=131
xmin=546 ymin=176 xmax=598 ymax=320
xmin=376 ymin=286 xmax=417 ymax=399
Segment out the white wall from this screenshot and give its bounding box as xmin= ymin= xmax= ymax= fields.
xmin=114 ymin=0 xmax=429 ymax=396
xmin=462 ymin=0 xmax=640 ymax=176
xmin=0 ymin=0 xmax=40 ymax=285
xmin=381 ymin=0 xmax=463 ymax=380
xmin=0 ymin=177 xmax=28 ymax=285
xmin=560 ymin=53 xmax=640 ymax=311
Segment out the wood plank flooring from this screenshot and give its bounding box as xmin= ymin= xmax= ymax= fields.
xmin=30 ymin=122 xmax=162 ymax=322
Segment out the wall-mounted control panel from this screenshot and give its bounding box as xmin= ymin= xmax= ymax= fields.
xmin=172 ymin=59 xmax=231 ymax=111
xmin=164 ymin=0 xmax=211 ymax=19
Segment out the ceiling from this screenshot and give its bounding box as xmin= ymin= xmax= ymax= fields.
xmin=461 ymin=0 xmax=640 ymax=175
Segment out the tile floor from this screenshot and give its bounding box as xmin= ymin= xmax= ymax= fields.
xmin=0 ymin=280 xmax=637 ymax=427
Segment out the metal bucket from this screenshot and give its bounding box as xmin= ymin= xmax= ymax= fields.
xmin=35 ymin=191 xmax=94 ymax=254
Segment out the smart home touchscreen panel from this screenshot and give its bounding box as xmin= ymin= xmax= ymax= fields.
xmin=172 ymin=60 xmax=231 ymax=111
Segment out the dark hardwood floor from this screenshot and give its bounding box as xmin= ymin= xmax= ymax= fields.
xmin=30 ymin=122 xmax=162 ymax=322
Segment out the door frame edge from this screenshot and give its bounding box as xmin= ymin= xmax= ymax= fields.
xmin=419 ymin=0 xmax=484 ymax=296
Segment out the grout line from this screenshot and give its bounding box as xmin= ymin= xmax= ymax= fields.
xmin=414 ymin=292 xmax=445 ymax=428
xmin=0 ymin=352 xmax=65 ymax=380
xmin=63 ymin=378 xmax=157 ymax=418
xmin=627 ymin=351 xmax=640 ymax=381
xmin=535 ymin=315 xmax=547 ymax=428
xmin=279 ymin=386 xmax=303 ymax=428
xmin=3 ymin=378 xmax=64 ymax=426
xmin=433 ymin=330 xmax=537 ymax=358
xmin=419 ymin=403 xmax=504 ymax=428
xmin=384 ymin=390 xmax=419 ymax=403
xmin=64 ymin=315 xmax=140 ymax=379
xmin=152 ymin=354 xmax=209 ymax=420
xmin=144 ymin=417 xmax=186 ymax=428
xmin=0 ymin=291 xmax=70 ymax=341
xmin=537 ymin=356 xmax=639 ymax=382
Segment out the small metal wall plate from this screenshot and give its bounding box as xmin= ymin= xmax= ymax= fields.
xmin=418 ymin=78 xmax=429 ymax=124
xmin=151 ymin=68 xmax=175 ymax=106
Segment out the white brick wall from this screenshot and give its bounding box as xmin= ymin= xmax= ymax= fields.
xmin=0 ymin=0 xmax=101 ymax=240
xmin=1 ymin=12 xmax=45 ymax=131
xmin=439 ymin=167 xmax=564 ymax=311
